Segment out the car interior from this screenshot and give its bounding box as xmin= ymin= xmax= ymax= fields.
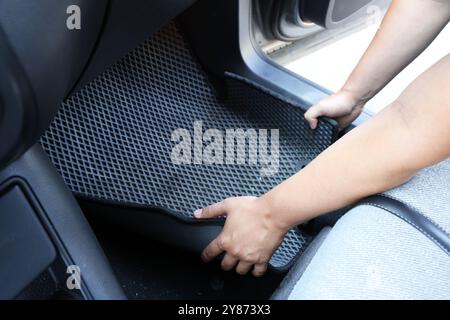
xmin=2 ymin=0 xmax=449 ymax=300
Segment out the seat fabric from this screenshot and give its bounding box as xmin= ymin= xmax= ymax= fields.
xmin=274 ymin=158 xmax=450 ymax=300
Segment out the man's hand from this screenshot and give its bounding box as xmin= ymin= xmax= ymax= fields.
xmin=304 ymin=89 xmax=366 ymax=130
xmin=194 ymin=196 xmax=288 ymax=277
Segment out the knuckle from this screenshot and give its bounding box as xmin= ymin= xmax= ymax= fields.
xmin=342 ymin=105 xmax=353 ymax=114
xmin=245 ymin=253 xmax=257 ymax=263
xmin=222 ymin=197 xmax=234 ymax=208
xmin=257 ymin=255 xmax=270 ymax=264
xmin=217 ymin=236 xmax=229 ymax=250
xmin=202 ymin=206 xmax=211 ymax=217
xmin=305 ymin=108 xmax=315 ymax=117
xmin=229 ymin=247 xmax=240 ymax=257
xmin=216 ymin=202 xmax=226 ymax=213
xmin=215 ymin=201 xmax=224 ymax=210
xmin=229 ymin=248 xmax=241 ymax=258
xmin=313 ymin=103 xmax=323 ymax=111
xmin=202 ymin=249 xmax=211 ymax=259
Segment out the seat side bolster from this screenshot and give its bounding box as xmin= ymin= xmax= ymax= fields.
xmin=359 ymin=195 xmax=450 ymax=256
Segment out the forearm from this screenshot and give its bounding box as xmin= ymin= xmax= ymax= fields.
xmin=262 ymin=54 xmax=450 ymax=230
xmin=342 ymin=0 xmax=450 ymax=102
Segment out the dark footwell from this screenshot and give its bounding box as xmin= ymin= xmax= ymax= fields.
xmin=88 ymin=215 xmax=284 ymax=300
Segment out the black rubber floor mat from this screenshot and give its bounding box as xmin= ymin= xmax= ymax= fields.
xmin=40 ymin=22 xmax=335 ymax=271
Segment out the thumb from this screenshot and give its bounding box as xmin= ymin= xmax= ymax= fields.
xmin=304 ymin=104 xmax=325 ymax=130
xmin=194 ymin=199 xmax=230 ymax=219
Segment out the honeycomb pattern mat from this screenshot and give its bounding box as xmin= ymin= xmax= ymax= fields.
xmin=41 ymin=22 xmax=335 ymax=270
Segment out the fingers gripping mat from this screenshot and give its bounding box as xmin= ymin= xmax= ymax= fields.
xmin=40 ymin=23 xmax=334 ymax=271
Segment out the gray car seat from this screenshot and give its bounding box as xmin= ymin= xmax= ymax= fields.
xmin=272 ymin=157 xmax=450 ymax=300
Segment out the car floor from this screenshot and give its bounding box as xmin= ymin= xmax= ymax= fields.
xmin=87 ymin=215 xmax=284 ymax=300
